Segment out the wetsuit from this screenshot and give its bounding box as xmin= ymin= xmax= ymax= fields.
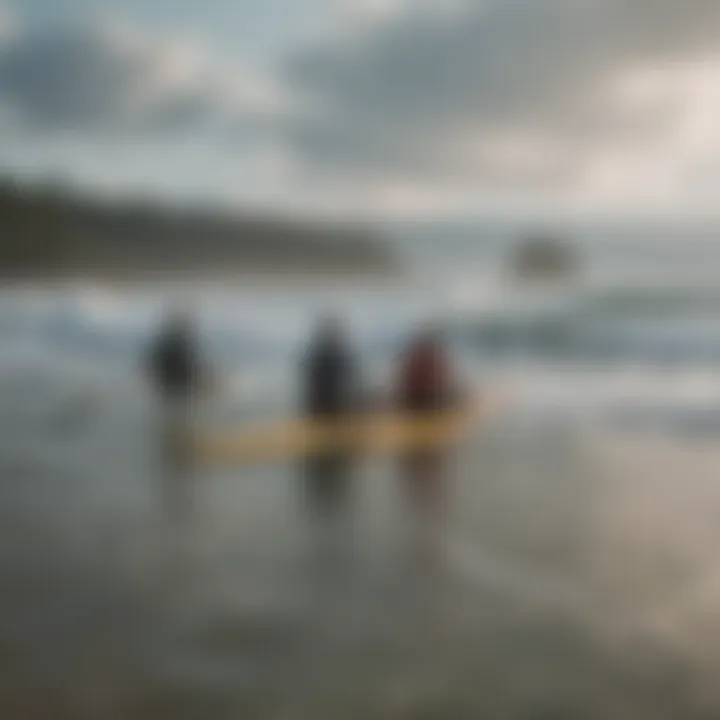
xmin=302 ymin=336 xmax=356 ymax=519
xmin=148 ymin=327 xmax=201 ymax=402
xmin=147 ymin=323 xmax=202 ymax=478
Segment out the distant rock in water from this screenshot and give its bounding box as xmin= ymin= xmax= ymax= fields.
xmin=509 ymin=235 xmax=580 ymax=284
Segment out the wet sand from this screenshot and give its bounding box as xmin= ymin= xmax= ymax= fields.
xmin=3 ymin=389 xmax=720 ymax=719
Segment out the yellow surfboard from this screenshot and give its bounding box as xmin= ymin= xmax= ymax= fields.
xmin=196 ymin=393 xmax=506 ymax=468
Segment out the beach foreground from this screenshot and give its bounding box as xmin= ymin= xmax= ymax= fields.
xmin=3 ymin=281 xmax=720 ymax=719
xmin=2 ymin=384 xmax=720 ymax=719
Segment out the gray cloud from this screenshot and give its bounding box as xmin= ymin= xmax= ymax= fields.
xmin=4 ymin=0 xmax=720 ymax=209
xmin=0 ymin=24 xmax=212 ymax=132
xmin=284 ymin=0 xmax=720 ymax=184
xmin=0 ymin=20 xmax=286 ymax=136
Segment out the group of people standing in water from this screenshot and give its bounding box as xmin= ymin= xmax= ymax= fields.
xmin=145 ymin=309 xmax=465 ymax=551
xmin=301 ymin=317 xmax=462 ymax=533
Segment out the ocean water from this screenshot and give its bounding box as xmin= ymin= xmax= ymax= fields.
xmin=3 ymin=257 xmax=720 ymax=718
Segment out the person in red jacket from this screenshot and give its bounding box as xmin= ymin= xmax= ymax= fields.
xmin=396 ymin=324 xmax=462 ymax=562
xmin=398 ymin=327 xmax=456 ymax=414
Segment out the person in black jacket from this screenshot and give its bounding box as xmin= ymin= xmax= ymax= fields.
xmin=147 ymin=310 xmax=203 ymax=403
xmin=146 ymin=309 xmax=207 ymax=521
xmin=301 ymin=316 xmax=357 ymax=523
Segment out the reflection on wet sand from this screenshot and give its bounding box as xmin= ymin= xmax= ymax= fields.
xmin=155 ymin=409 xmax=196 ymax=529
xmin=587 ymin=434 xmax=720 ymax=713
xmin=6 ymin=398 xmax=720 ymax=718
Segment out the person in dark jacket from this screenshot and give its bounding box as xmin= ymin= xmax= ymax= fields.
xmin=147 ymin=311 xmax=203 ymax=403
xmin=301 ymin=316 xmax=357 ymax=522
xmin=146 ymin=309 xmax=207 ymax=521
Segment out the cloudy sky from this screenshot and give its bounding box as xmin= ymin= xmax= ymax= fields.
xmin=2 ymin=0 xmax=720 ymax=219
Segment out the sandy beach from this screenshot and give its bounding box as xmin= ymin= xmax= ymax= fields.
xmin=2 ymin=281 xmax=720 ymax=718
xmin=2 ymin=383 xmax=719 ymax=719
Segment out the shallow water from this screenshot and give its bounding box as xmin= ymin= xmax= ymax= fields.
xmin=2 ymin=397 xmax=718 ymax=719
xmin=3 ymin=282 xmax=720 ymax=718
